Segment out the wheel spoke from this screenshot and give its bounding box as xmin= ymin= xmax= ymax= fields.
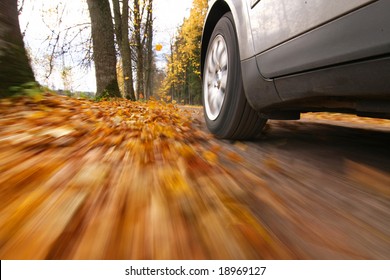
xmin=207 ymin=55 xmax=216 ymax=74
xmin=220 ymin=51 xmax=228 ymax=71
xmin=215 ymin=90 xmax=224 ymax=110
xmin=209 ymin=88 xmax=217 ymax=109
xmin=217 ymin=43 xmax=227 ymax=67
xmin=220 ymin=69 xmax=228 ymax=92
xmin=215 ymin=41 xmax=222 ymax=62
xmin=211 ymin=42 xmax=219 ymax=66
xmin=206 ymin=71 xmax=213 ymax=86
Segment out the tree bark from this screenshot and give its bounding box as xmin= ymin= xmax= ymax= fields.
xmin=87 ymin=0 xmax=121 ymax=98
xmin=145 ymin=0 xmax=153 ymax=100
xmin=0 ymin=0 xmax=35 ymax=96
xmin=133 ymin=0 xmax=144 ymax=99
xmin=113 ymin=0 xmax=136 ymax=100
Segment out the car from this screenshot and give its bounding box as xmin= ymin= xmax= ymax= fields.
xmin=201 ymin=0 xmax=390 ymax=139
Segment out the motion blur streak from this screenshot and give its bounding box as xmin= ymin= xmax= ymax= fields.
xmin=0 ymin=94 xmax=389 ymax=259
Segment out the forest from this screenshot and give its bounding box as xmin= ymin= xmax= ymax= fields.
xmin=0 ymin=0 xmax=208 ymax=104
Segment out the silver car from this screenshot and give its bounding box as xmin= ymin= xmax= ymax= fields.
xmin=201 ymin=0 xmax=390 ymax=139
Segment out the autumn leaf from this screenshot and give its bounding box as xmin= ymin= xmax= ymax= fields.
xmin=202 ymin=151 xmax=218 ymax=164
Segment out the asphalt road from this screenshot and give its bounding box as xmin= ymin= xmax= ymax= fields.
xmin=187 ymin=107 xmax=390 ymax=259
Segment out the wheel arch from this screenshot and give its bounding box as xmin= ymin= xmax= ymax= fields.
xmin=201 ymin=1 xmax=255 ymax=77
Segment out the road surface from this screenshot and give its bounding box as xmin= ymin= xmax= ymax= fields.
xmin=186 ymin=107 xmax=390 ymax=259
xmin=1 ymin=97 xmax=389 ymax=259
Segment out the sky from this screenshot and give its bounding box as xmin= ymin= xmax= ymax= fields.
xmin=19 ymin=0 xmax=193 ymax=92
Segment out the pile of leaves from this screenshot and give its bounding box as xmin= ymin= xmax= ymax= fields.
xmin=0 ymin=93 xmax=289 ymax=260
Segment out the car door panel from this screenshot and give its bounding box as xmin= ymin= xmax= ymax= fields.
xmin=249 ymin=0 xmax=375 ymax=54
xmin=257 ymin=0 xmax=390 ymax=78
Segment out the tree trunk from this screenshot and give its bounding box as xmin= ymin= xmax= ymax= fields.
xmin=87 ymin=0 xmax=121 ymax=98
xmin=120 ymin=0 xmax=135 ymax=100
xmin=112 ymin=0 xmax=135 ymax=100
xmin=134 ymin=0 xmax=144 ymax=99
xmin=0 ymin=0 xmax=35 ymax=97
xmin=145 ymin=0 xmax=153 ymax=100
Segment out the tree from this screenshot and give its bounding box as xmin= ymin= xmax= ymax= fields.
xmin=129 ymin=0 xmax=154 ymax=100
xmin=0 ymin=0 xmax=35 ymax=96
xmin=20 ymin=2 xmax=93 ymax=92
xmin=17 ymin=0 xmax=157 ymax=97
xmin=113 ymin=0 xmax=155 ymax=100
xmin=133 ymin=0 xmax=143 ymax=99
xmin=144 ymin=0 xmax=154 ymax=99
xmin=113 ymin=0 xmax=136 ymax=100
xmin=87 ymin=0 xmax=121 ymax=98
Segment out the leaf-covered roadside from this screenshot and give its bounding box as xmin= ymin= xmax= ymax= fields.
xmin=0 ymin=93 xmax=291 ymax=259
xmin=301 ymin=112 xmax=390 ymax=127
xmin=0 ymin=94 xmax=207 ymax=163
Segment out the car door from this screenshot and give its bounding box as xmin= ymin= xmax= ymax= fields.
xmin=248 ymin=0 xmax=376 ymax=78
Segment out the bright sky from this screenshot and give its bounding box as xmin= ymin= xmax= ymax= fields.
xmin=19 ymin=0 xmax=193 ymax=92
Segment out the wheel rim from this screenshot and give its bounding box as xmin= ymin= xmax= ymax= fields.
xmin=204 ymin=34 xmax=228 ymax=121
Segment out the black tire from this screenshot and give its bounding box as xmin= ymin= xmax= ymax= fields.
xmin=202 ymin=12 xmax=266 ymax=140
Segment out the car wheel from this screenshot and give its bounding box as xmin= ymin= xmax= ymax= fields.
xmin=203 ymin=12 xmax=266 ymax=139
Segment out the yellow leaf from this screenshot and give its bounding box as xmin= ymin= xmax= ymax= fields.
xmin=227 ymin=151 xmax=244 ymax=163
xmin=202 ymin=151 xmax=218 ymax=164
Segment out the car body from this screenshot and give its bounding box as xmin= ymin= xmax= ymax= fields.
xmin=201 ymin=0 xmax=390 ymax=139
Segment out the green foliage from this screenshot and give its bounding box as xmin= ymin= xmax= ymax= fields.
xmin=78 ymin=92 xmax=91 ymax=99
xmin=8 ymin=82 xmax=42 ymax=99
xmin=94 ymin=89 xmax=116 ymax=102
xmin=94 ymin=92 xmax=108 ymax=102
xmin=65 ymin=90 xmax=73 ymax=97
